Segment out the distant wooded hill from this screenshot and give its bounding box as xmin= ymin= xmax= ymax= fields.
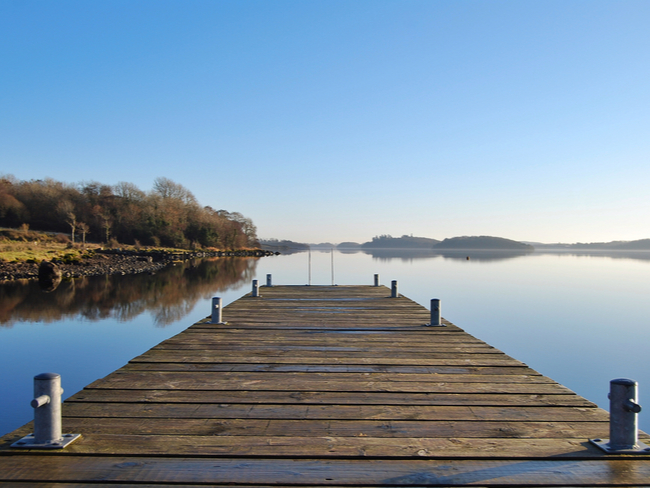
xmin=259 ymin=239 xmax=309 ymax=253
xmin=433 ymin=236 xmax=534 ymax=251
xmin=359 ymin=235 xmax=533 ymax=251
xmin=528 ymin=239 xmax=650 ymax=251
xmin=259 ymin=235 xmax=650 ymax=254
xmin=361 ymin=235 xmax=440 ymax=249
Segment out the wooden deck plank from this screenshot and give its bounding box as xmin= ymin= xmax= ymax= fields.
xmin=6 ymin=418 xmax=612 ymax=438
xmin=90 ymin=370 xmax=558 ymax=385
xmin=2 ymin=456 xmax=650 ymax=485
xmin=55 ymin=402 xmax=609 ymax=421
xmin=128 ymin=352 xmax=529 ymax=366
xmin=119 ymin=363 xmax=539 ymax=375
xmin=1 ymin=284 xmax=648 ymax=486
xmin=66 ymin=389 xmax=596 ymax=406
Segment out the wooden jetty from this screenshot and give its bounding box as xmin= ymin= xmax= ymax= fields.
xmin=2 ymin=284 xmax=649 ymax=486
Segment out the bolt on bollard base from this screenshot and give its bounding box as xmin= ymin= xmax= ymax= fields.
xmin=11 ymin=373 xmax=81 ymax=449
xmin=11 ymin=432 xmax=82 ymax=449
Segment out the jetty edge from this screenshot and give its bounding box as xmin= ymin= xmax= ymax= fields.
xmin=1 ymin=284 xmax=649 ymax=486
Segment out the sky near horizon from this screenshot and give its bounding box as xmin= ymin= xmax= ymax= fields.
xmin=2 ymin=0 xmax=649 ymax=244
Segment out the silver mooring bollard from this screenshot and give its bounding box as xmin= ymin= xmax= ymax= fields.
xmin=11 ymin=373 xmax=81 ymax=449
xmin=374 ymin=274 xmax=380 ymax=286
xmin=266 ymin=274 xmax=272 ymax=287
xmin=425 ymin=298 xmax=446 ymax=327
xmin=252 ymin=279 xmax=260 ymax=297
xmin=211 ymin=296 xmax=226 ymax=324
xmin=390 ymin=280 xmax=398 ymax=298
xmin=590 ymin=378 xmax=650 ymax=453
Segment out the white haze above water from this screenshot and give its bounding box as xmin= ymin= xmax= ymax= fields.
xmin=1 ymin=250 xmax=649 ymax=436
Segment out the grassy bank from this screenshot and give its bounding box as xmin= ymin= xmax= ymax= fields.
xmin=0 ymin=228 xmax=268 ymax=265
xmin=0 ymin=228 xmax=100 ymax=264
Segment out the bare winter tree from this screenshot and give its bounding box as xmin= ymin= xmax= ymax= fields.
xmin=78 ymin=222 xmax=90 ymax=247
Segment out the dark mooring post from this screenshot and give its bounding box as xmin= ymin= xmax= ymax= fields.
xmin=374 ymin=274 xmax=380 ymax=286
xmin=390 ymin=280 xmax=398 ymax=298
xmin=590 ymin=378 xmax=650 ymax=453
xmin=425 ymin=298 xmax=445 ymax=327
xmin=252 ymin=279 xmax=260 ymax=297
xmin=266 ymin=274 xmax=272 ymax=287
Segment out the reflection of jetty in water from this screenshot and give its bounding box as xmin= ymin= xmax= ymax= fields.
xmin=0 ymin=258 xmax=258 ymax=327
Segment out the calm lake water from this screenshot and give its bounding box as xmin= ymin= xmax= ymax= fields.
xmin=1 ymin=249 xmax=649 ymax=436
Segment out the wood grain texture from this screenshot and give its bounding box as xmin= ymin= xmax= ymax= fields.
xmin=2 ymin=285 xmax=648 ymax=486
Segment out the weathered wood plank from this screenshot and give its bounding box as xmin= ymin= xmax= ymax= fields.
xmin=58 ymin=403 xmax=608 ymax=422
xmin=2 ymin=456 xmax=650 ymax=485
xmin=0 ymin=434 xmax=614 ymax=458
xmin=95 ymin=371 xmax=557 ymax=385
xmin=85 ymin=376 xmax=571 ymax=394
xmin=119 ymin=362 xmax=539 ymax=375
xmin=67 ymin=389 xmax=594 ymax=407
xmin=5 ymin=418 xmax=611 ymax=439
xmin=128 ymin=351 xmax=528 ymax=366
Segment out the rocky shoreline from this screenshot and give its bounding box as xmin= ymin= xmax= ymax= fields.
xmin=0 ymin=248 xmax=277 ymax=283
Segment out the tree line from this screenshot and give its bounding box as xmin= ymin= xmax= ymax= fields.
xmin=0 ymin=175 xmax=259 ymax=249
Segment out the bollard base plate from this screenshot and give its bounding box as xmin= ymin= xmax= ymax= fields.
xmin=590 ymin=438 xmax=650 ymax=454
xmin=11 ymin=433 xmax=81 ymax=449
xmin=424 ymin=323 xmax=447 ymax=327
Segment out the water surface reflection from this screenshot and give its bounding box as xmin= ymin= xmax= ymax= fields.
xmin=0 ymin=257 xmax=258 ymax=327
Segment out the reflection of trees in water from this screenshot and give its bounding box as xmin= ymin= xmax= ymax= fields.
xmin=434 ymin=250 xmax=533 ymax=262
xmin=0 ymin=258 xmax=258 ymax=327
xmin=361 ymin=248 xmax=534 ymax=262
xmin=362 ymin=248 xmax=440 ymax=262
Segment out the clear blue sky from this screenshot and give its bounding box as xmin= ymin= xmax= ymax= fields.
xmin=2 ymin=0 xmax=649 ymax=244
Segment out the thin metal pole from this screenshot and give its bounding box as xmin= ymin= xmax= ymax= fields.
xmin=331 ymin=248 xmax=334 ymax=285
xmin=308 ymin=249 xmax=311 ymax=286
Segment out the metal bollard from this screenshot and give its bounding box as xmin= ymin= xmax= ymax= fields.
xmin=11 ymin=373 xmax=80 ymax=449
xmin=252 ymin=279 xmax=260 ymax=297
xmin=266 ymin=274 xmax=272 ymax=287
xmin=211 ymin=296 xmax=226 ymax=324
xmin=374 ymin=274 xmax=379 ymax=286
xmin=425 ymin=298 xmax=445 ymax=327
xmin=590 ymin=378 xmax=650 ymax=453
xmin=391 ymin=280 xmax=398 ymax=298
